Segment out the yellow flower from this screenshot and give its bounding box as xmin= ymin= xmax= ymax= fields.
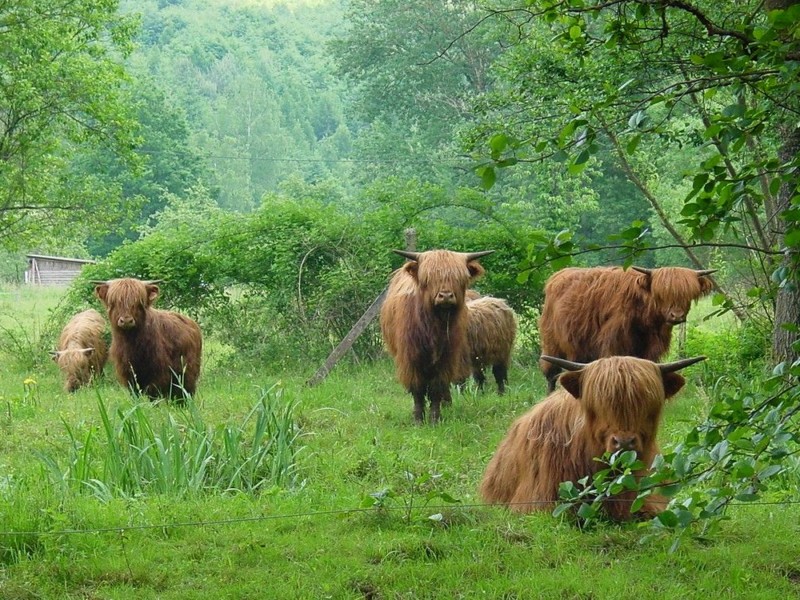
xmin=23 ymin=377 xmax=36 ymax=386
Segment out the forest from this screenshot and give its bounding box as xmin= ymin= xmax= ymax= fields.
xmin=0 ymin=0 xmax=798 ymax=597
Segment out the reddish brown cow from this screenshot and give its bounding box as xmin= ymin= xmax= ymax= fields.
xmin=480 ymin=354 xmax=705 ymax=521
xmin=380 ymin=249 xmax=493 ymax=423
xmin=95 ymin=278 xmax=202 ymax=401
xmin=539 ymin=266 xmax=715 ymax=391
xmin=51 ymin=309 xmax=108 ymax=393
xmin=465 ymin=296 xmax=517 ymax=394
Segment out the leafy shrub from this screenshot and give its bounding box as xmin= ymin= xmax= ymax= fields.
xmin=683 ymin=319 xmax=770 ymax=386
xmin=52 ymin=181 xmax=546 ymax=368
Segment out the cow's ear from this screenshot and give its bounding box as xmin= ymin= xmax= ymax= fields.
xmin=560 ymin=371 xmax=583 ymax=399
xmin=467 ymin=261 xmax=485 ymax=282
xmin=662 ymin=372 xmax=686 ymax=399
xmin=698 ymin=275 xmax=714 ymax=295
xmin=145 ymin=284 xmax=160 ymax=305
xmin=401 ymin=260 xmax=419 ymax=281
xmin=636 ymin=270 xmax=652 ymax=292
xmin=95 ymin=284 xmax=109 ymax=303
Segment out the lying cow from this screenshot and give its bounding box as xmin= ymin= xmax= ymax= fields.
xmin=480 ymin=354 xmax=705 ymax=520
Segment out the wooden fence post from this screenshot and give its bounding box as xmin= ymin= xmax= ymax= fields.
xmin=305 ymin=229 xmax=417 ymax=386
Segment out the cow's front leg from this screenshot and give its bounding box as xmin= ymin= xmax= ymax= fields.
xmin=428 ymin=382 xmax=450 ymax=424
xmin=410 ymin=386 xmax=426 ymax=423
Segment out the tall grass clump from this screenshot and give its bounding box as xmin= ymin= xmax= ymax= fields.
xmin=36 ymin=385 xmax=303 ymax=500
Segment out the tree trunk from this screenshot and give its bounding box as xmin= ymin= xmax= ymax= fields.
xmin=771 ymin=125 xmax=800 ymax=364
xmin=767 ymin=0 xmax=800 ymax=364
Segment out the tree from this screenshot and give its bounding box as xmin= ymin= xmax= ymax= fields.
xmin=475 ymin=0 xmax=800 ymax=362
xmin=471 ymin=0 xmax=800 ymax=538
xmin=0 ymin=0 xmax=140 ymax=250
xmin=331 ymin=0 xmax=505 ymax=186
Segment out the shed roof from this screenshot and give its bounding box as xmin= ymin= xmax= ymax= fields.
xmin=26 ymin=254 xmax=96 ymax=264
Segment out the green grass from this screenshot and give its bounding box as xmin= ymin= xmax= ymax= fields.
xmin=0 ymin=286 xmax=797 ymax=599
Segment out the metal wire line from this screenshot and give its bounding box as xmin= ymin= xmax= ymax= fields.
xmin=1 ymin=498 xmax=798 ymax=538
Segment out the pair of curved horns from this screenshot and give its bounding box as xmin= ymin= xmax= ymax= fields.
xmin=392 ymin=249 xmax=495 ymax=262
xmin=49 ymin=347 xmax=94 ymax=356
xmin=89 ymin=279 xmax=165 ymax=285
xmin=540 ymin=354 xmax=707 ymax=374
xmin=631 ymin=266 xmax=717 ymax=277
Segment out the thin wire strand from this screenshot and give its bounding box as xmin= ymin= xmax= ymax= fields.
xmin=2 ymin=497 xmax=798 ymax=537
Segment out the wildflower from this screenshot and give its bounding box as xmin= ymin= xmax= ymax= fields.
xmin=23 ymin=377 xmax=37 ymax=386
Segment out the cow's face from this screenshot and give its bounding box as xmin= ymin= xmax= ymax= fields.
xmin=95 ymin=279 xmax=159 ymax=331
xmin=559 ymin=356 xmax=683 ymax=458
xmin=403 ymin=250 xmax=485 ymax=311
xmin=644 ymin=268 xmax=715 ymax=325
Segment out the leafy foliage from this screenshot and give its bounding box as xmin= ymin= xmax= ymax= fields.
xmin=0 ymin=0 xmax=140 ymax=250
xmin=478 ymin=0 xmax=800 ymax=542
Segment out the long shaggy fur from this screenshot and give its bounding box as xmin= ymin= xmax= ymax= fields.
xmin=380 ymin=250 xmax=486 ymax=423
xmin=95 ymin=278 xmax=202 ymax=400
xmin=52 ymin=309 xmax=108 ymax=393
xmin=538 ymin=266 xmax=714 ymax=390
xmin=480 ymin=356 xmax=688 ymax=521
xmin=465 ymin=296 xmax=517 ymax=394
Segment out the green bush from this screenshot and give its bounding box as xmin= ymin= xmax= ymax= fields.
xmin=51 ymin=181 xmax=545 ymax=368
xmin=683 ymin=319 xmax=771 ymax=386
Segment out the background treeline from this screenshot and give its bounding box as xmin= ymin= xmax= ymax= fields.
xmin=4 ymin=0 xmax=788 ymax=373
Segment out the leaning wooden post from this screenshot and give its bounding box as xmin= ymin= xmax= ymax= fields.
xmin=305 ymin=229 xmax=417 ymax=386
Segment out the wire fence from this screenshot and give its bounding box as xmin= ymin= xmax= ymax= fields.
xmin=2 ymin=497 xmax=799 ymax=538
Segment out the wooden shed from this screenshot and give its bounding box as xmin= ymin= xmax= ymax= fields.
xmin=25 ymin=254 xmax=96 ymax=286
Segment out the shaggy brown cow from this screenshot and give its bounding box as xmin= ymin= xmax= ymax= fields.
xmin=539 ymin=265 xmax=715 ymax=391
xmin=95 ymin=278 xmax=202 ymax=400
xmin=380 ymin=249 xmax=493 ymax=423
xmin=51 ymin=309 xmax=108 ymax=393
xmin=465 ymin=296 xmax=517 ymax=394
xmin=480 ymin=354 xmax=705 ymax=521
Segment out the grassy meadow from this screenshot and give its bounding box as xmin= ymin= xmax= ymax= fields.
xmin=0 ymin=285 xmax=798 ymax=599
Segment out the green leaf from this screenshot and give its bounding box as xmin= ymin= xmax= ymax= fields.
xmin=657 ymin=510 xmax=679 ymax=527
xmin=478 ymin=166 xmax=496 ymax=190
xmin=626 ymin=134 xmax=641 ymax=155
xmin=489 ymin=134 xmax=509 ymax=159
xmin=757 ymin=464 xmax=783 ymax=480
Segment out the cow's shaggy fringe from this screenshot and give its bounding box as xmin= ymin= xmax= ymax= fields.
xmin=538 ymin=266 xmax=714 ymax=391
xmin=465 ymin=296 xmax=517 ymax=394
xmin=380 ymin=250 xmax=488 ymax=423
xmin=52 ymin=309 xmax=108 ymax=393
xmin=481 ymin=356 xmax=694 ymax=521
xmin=96 ymin=278 xmax=202 ymax=400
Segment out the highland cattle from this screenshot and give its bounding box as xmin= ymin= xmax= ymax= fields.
xmin=51 ymin=309 xmax=108 ymax=393
xmin=480 ymin=354 xmax=705 ymax=520
xmin=465 ymin=296 xmax=517 ymax=394
xmin=538 ymin=266 xmax=715 ymax=391
xmin=380 ymin=249 xmax=493 ymax=423
xmin=95 ymin=278 xmax=202 ymax=400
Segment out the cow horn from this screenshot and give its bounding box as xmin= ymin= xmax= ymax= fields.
xmin=143 ymin=279 xmax=164 ymax=285
xmin=539 ymin=355 xmax=587 ymax=372
xmin=464 ymin=250 xmax=495 ymax=261
xmin=392 ymin=249 xmax=420 ymax=261
xmin=659 ymin=356 xmax=707 ymax=373
xmin=631 ymin=266 xmax=652 ymax=275
xmin=695 ymin=269 xmax=717 ymax=277
xmin=89 ymin=280 xmax=107 ymax=284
